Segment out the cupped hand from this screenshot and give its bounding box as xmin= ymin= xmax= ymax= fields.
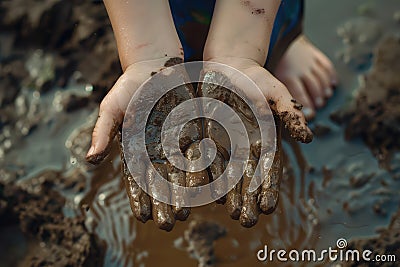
xmin=198 ymin=57 xmax=313 ymax=227
xmin=86 ymin=57 xmax=195 ymax=231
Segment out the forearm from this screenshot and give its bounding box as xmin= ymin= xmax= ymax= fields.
xmin=204 ymin=0 xmax=281 ymax=66
xmin=104 ymin=0 xmax=182 ymax=71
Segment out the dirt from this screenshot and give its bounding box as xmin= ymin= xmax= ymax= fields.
xmin=0 ymin=170 xmax=104 ymax=267
xmin=279 ymin=111 xmax=313 ymax=143
xmin=343 ymin=208 xmax=400 ymax=267
xmin=0 ymin=0 xmax=399 ymax=266
xmin=291 ymin=99 xmax=304 ymax=111
xmin=331 ymin=35 xmax=400 ymax=167
xmin=0 ymin=0 xmax=119 ymax=94
xmin=86 ymin=118 xmax=119 ymax=165
xmin=184 ymin=218 xmax=226 ymax=267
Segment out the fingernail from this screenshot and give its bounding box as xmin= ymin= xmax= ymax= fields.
xmin=315 ymin=97 xmax=324 ymax=108
xmin=325 ymin=87 xmax=333 ymax=97
xmin=303 ymin=107 xmax=313 ymax=118
xmin=87 ymin=145 xmax=95 ymax=157
xmin=331 ymin=78 xmax=338 ymax=87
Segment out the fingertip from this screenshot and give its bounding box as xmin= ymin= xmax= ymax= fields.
xmin=86 ymin=145 xmax=95 ymax=158
xmin=86 ymin=112 xmax=121 ymax=165
xmin=85 ymin=147 xmax=109 ymax=165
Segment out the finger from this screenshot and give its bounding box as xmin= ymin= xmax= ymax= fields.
xmin=118 ymin=132 xmax=151 ymax=222
xmin=247 ymin=67 xmax=313 ymax=143
xmin=282 ymin=78 xmax=315 ymax=120
xmin=166 ymin=163 xmax=190 ymax=221
xmin=225 ymin=151 xmax=244 ymax=220
xmin=209 ymin=150 xmax=227 ymax=204
xmin=226 ymin=184 xmax=242 ymax=219
xmin=239 ymin=160 xmax=260 ymax=228
xmin=185 ymin=141 xmax=210 ymax=190
xmin=301 ymin=72 xmax=325 ymax=109
xmin=147 ymin=162 xmax=175 ymax=231
xmin=122 ymin=155 xmax=152 ymax=223
xmin=259 ymin=120 xmax=282 ymax=214
xmin=86 ymin=76 xmax=135 ymax=164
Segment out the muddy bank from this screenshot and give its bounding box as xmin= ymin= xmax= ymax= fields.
xmin=344 ymin=208 xmax=400 ymax=267
xmin=331 ymin=35 xmax=400 ymax=168
xmin=0 ymin=169 xmax=104 ymax=267
xmin=0 ymin=0 xmax=118 ymax=96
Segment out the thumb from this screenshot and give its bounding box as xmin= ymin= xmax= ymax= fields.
xmin=247 ymin=67 xmax=313 ymax=143
xmin=86 ymin=76 xmax=134 ymax=164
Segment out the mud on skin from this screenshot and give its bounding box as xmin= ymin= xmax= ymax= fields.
xmin=118 ymin=67 xmax=285 ymax=229
xmin=117 ymin=58 xmax=198 ymax=231
xmin=266 ymin=97 xmax=313 ymax=144
xmin=199 ymin=70 xmax=284 ymax=227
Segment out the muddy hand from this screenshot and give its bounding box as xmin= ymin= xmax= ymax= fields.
xmin=204 ymin=58 xmax=313 ymax=144
xmin=199 ymin=68 xmax=286 ymax=228
xmin=87 ymin=57 xmax=197 ymax=231
xmin=139 ymin=66 xmax=202 ymax=231
xmin=86 ymin=57 xmax=185 ymax=165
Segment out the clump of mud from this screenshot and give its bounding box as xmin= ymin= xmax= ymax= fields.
xmin=331 ymin=35 xmax=400 ymax=166
xmin=0 ymin=0 xmax=119 ymax=94
xmin=343 ymin=208 xmax=400 ymax=267
xmin=0 ymin=170 xmax=104 ymax=267
xmin=184 ymin=218 xmax=226 ymax=267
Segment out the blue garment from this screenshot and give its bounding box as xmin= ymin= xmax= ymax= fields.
xmin=169 ymin=0 xmax=303 ymax=63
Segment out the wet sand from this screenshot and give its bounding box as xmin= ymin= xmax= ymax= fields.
xmin=0 ymin=0 xmax=400 ymax=266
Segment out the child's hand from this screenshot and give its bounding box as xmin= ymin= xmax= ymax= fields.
xmin=205 ymin=57 xmax=313 ymax=143
xmin=87 ymin=57 xmax=199 ymax=231
xmin=86 ymin=57 xmax=177 ymax=164
xmin=198 ymin=67 xmax=285 ymax=227
xmin=198 ymin=57 xmax=313 ymax=227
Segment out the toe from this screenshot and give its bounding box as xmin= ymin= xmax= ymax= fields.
xmin=316 ymin=53 xmax=338 ymax=87
xmin=301 ymin=72 xmax=325 ymax=109
xmin=283 ymin=78 xmax=315 ymax=120
xmin=311 ymin=65 xmax=333 ymax=98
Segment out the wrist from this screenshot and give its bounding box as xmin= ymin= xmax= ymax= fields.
xmin=204 ymin=47 xmax=267 ymax=67
xmin=203 ymin=56 xmax=262 ymax=71
xmin=119 ymin=44 xmax=184 ymax=72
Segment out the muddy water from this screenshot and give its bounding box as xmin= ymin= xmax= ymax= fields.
xmin=303 ymin=0 xmax=400 ymax=250
xmin=79 ymin=1 xmax=400 ymax=266
xmin=2 ymin=0 xmax=400 ymax=266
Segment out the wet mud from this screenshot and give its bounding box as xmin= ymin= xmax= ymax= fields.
xmin=331 ymin=35 xmax=400 ymax=167
xmin=0 ymin=170 xmax=104 ymax=266
xmin=1 ymin=0 xmax=400 ymax=266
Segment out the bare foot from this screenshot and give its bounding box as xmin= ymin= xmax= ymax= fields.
xmin=274 ymin=35 xmax=338 ymax=119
